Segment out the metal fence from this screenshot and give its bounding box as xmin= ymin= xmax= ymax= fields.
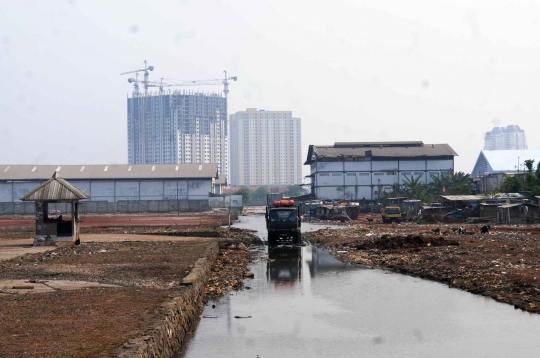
xmin=0 ymin=199 xmax=210 ymax=215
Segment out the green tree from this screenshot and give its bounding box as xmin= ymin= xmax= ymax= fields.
xmin=451 ymin=172 xmax=472 ymax=185
xmin=498 ymin=176 xmax=523 ymax=193
xmin=235 ymin=187 xmax=250 ymax=204
xmin=448 ymin=183 xmax=472 ymax=195
xmin=251 ymin=186 xmax=269 ymax=203
xmin=525 ymin=159 xmax=535 ymax=174
xmin=429 ymin=172 xmax=450 ymax=195
xmin=524 ymin=160 xmax=536 ymax=184
xmin=402 ymin=175 xmax=422 ymax=198
xmin=498 ymin=158 xmax=540 ymax=194
xmin=283 ymin=184 xmax=305 ymax=197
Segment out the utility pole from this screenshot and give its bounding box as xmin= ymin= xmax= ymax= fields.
xmin=228 ymin=203 xmax=231 ymax=230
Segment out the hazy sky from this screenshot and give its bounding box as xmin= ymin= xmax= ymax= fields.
xmin=1 ymin=0 xmax=539 ymax=180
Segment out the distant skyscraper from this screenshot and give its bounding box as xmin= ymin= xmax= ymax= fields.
xmin=230 ymin=108 xmax=302 ymax=186
xmin=127 ymin=90 xmax=228 ymax=175
xmin=484 ymin=125 xmax=527 ymax=150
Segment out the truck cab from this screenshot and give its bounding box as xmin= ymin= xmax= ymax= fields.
xmin=265 ymin=199 xmax=302 ymax=245
xmin=381 ymin=206 xmax=402 ymax=223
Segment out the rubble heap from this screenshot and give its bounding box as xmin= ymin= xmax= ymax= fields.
xmin=305 ymin=223 xmax=540 ymax=313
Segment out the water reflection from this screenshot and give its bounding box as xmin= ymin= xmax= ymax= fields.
xmin=180 ymin=216 xmax=540 ymax=358
xmin=267 ymin=246 xmax=302 ymax=284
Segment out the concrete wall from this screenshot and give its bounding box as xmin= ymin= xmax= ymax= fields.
xmin=0 ymin=199 xmax=209 ymax=215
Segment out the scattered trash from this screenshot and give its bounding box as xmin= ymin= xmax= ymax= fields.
xmin=303 ymin=219 xmax=540 ymax=313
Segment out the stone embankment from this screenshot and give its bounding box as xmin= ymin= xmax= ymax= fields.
xmin=118 ymin=243 xmax=219 ymax=358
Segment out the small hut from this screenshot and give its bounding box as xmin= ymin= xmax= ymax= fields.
xmin=20 ymin=172 xmax=90 ymax=246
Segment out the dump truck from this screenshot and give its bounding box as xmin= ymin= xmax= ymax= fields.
xmin=381 ymin=206 xmax=402 ymax=223
xmin=265 ymin=198 xmax=302 ymax=245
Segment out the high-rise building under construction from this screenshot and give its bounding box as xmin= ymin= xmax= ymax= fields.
xmin=127 ymin=90 xmax=228 ymax=175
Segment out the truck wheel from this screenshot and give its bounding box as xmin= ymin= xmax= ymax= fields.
xmin=267 ymin=233 xmax=275 ymax=246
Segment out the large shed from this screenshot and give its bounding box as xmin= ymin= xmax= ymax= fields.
xmin=0 ymin=164 xmax=219 ymax=215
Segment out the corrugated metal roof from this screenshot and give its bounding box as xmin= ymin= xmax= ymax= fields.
xmin=215 ymin=174 xmax=227 ymax=185
xmin=334 ymin=141 xmax=424 ymax=148
xmin=441 ymin=195 xmax=485 ymax=201
xmin=20 ymin=175 xmax=91 ymax=201
xmin=0 ymin=164 xmax=219 ymax=181
xmin=311 ymin=144 xmax=457 ymax=159
xmin=499 ymin=203 xmax=521 ymax=208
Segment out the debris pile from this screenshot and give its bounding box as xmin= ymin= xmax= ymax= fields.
xmin=204 ymin=242 xmax=253 ymax=297
xmin=305 ymin=222 xmax=540 ymax=313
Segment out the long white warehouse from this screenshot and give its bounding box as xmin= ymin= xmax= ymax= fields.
xmin=0 ymin=164 xmax=220 ymax=214
xmin=305 ymin=141 xmax=458 ymax=200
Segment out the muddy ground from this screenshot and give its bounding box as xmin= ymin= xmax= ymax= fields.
xmin=304 ymin=217 xmax=540 ymax=314
xmin=0 ymin=212 xmax=233 ymax=240
xmin=0 ymin=214 xmax=258 ymax=358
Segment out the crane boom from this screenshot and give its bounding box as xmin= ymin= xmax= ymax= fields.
xmin=160 ymin=71 xmax=237 ymax=97
xmin=121 ymin=61 xmax=236 ymax=97
xmin=120 ymin=60 xmax=154 ymax=96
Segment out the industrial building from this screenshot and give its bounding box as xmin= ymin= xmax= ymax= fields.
xmin=471 ymin=149 xmax=540 ymax=176
xmin=471 ymin=149 xmax=540 ymax=193
xmin=128 ymin=90 xmax=228 ymax=175
xmin=0 ymin=164 xmax=219 ymax=215
xmin=229 ymin=108 xmax=302 ymax=186
xmin=484 ymin=125 xmax=528 ymax=150
xmin=305 ymin=141 xmax=457 ymax=200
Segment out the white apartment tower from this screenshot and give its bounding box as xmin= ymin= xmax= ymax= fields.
xmin=230 ymin=108 xmax=302 ymax=186
xmin=484 ymin=125 xmax=528 ymax=150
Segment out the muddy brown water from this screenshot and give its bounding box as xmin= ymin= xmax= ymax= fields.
xmin=178 ymin=215 xmax=540 ymax=358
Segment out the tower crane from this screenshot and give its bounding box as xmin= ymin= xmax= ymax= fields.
xmin=124 ymin=70 xmax=238 ymax=98
xmin=161 ymin=71 xmax=238 ymax=98
xmin=120 ymin=60 xmax=154 ymax=96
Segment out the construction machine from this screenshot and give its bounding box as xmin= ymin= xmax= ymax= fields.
xmin=381 ymin=206 xmax=402 ymax=223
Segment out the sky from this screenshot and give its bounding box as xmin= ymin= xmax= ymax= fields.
xmin=1 ymin=0 xmax=539 ymax=181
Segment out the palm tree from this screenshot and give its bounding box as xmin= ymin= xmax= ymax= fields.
xmin=402 ymin=175 xmax=422 ymax=198
xmin=429 ymin=172 xmax=450 ymax=195
xmin=451 ymin=171 xmax=472 ymax=185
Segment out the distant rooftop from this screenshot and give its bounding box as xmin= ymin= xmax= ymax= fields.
xmin=305 ymin=142 xmax=457 ymax=164
xmin=0 ymin=164 xmax=219 ymax=181
xmin=471 ymin=149 xmax=540 ymax=175
xmin=333 ymin=141 xmax=423 ymax=148
xmin=487 ymin=125 xmax=525 ymax=134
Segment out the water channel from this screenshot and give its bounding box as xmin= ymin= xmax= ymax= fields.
xmin=179 ymin=215 xmax=540 ymax=357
